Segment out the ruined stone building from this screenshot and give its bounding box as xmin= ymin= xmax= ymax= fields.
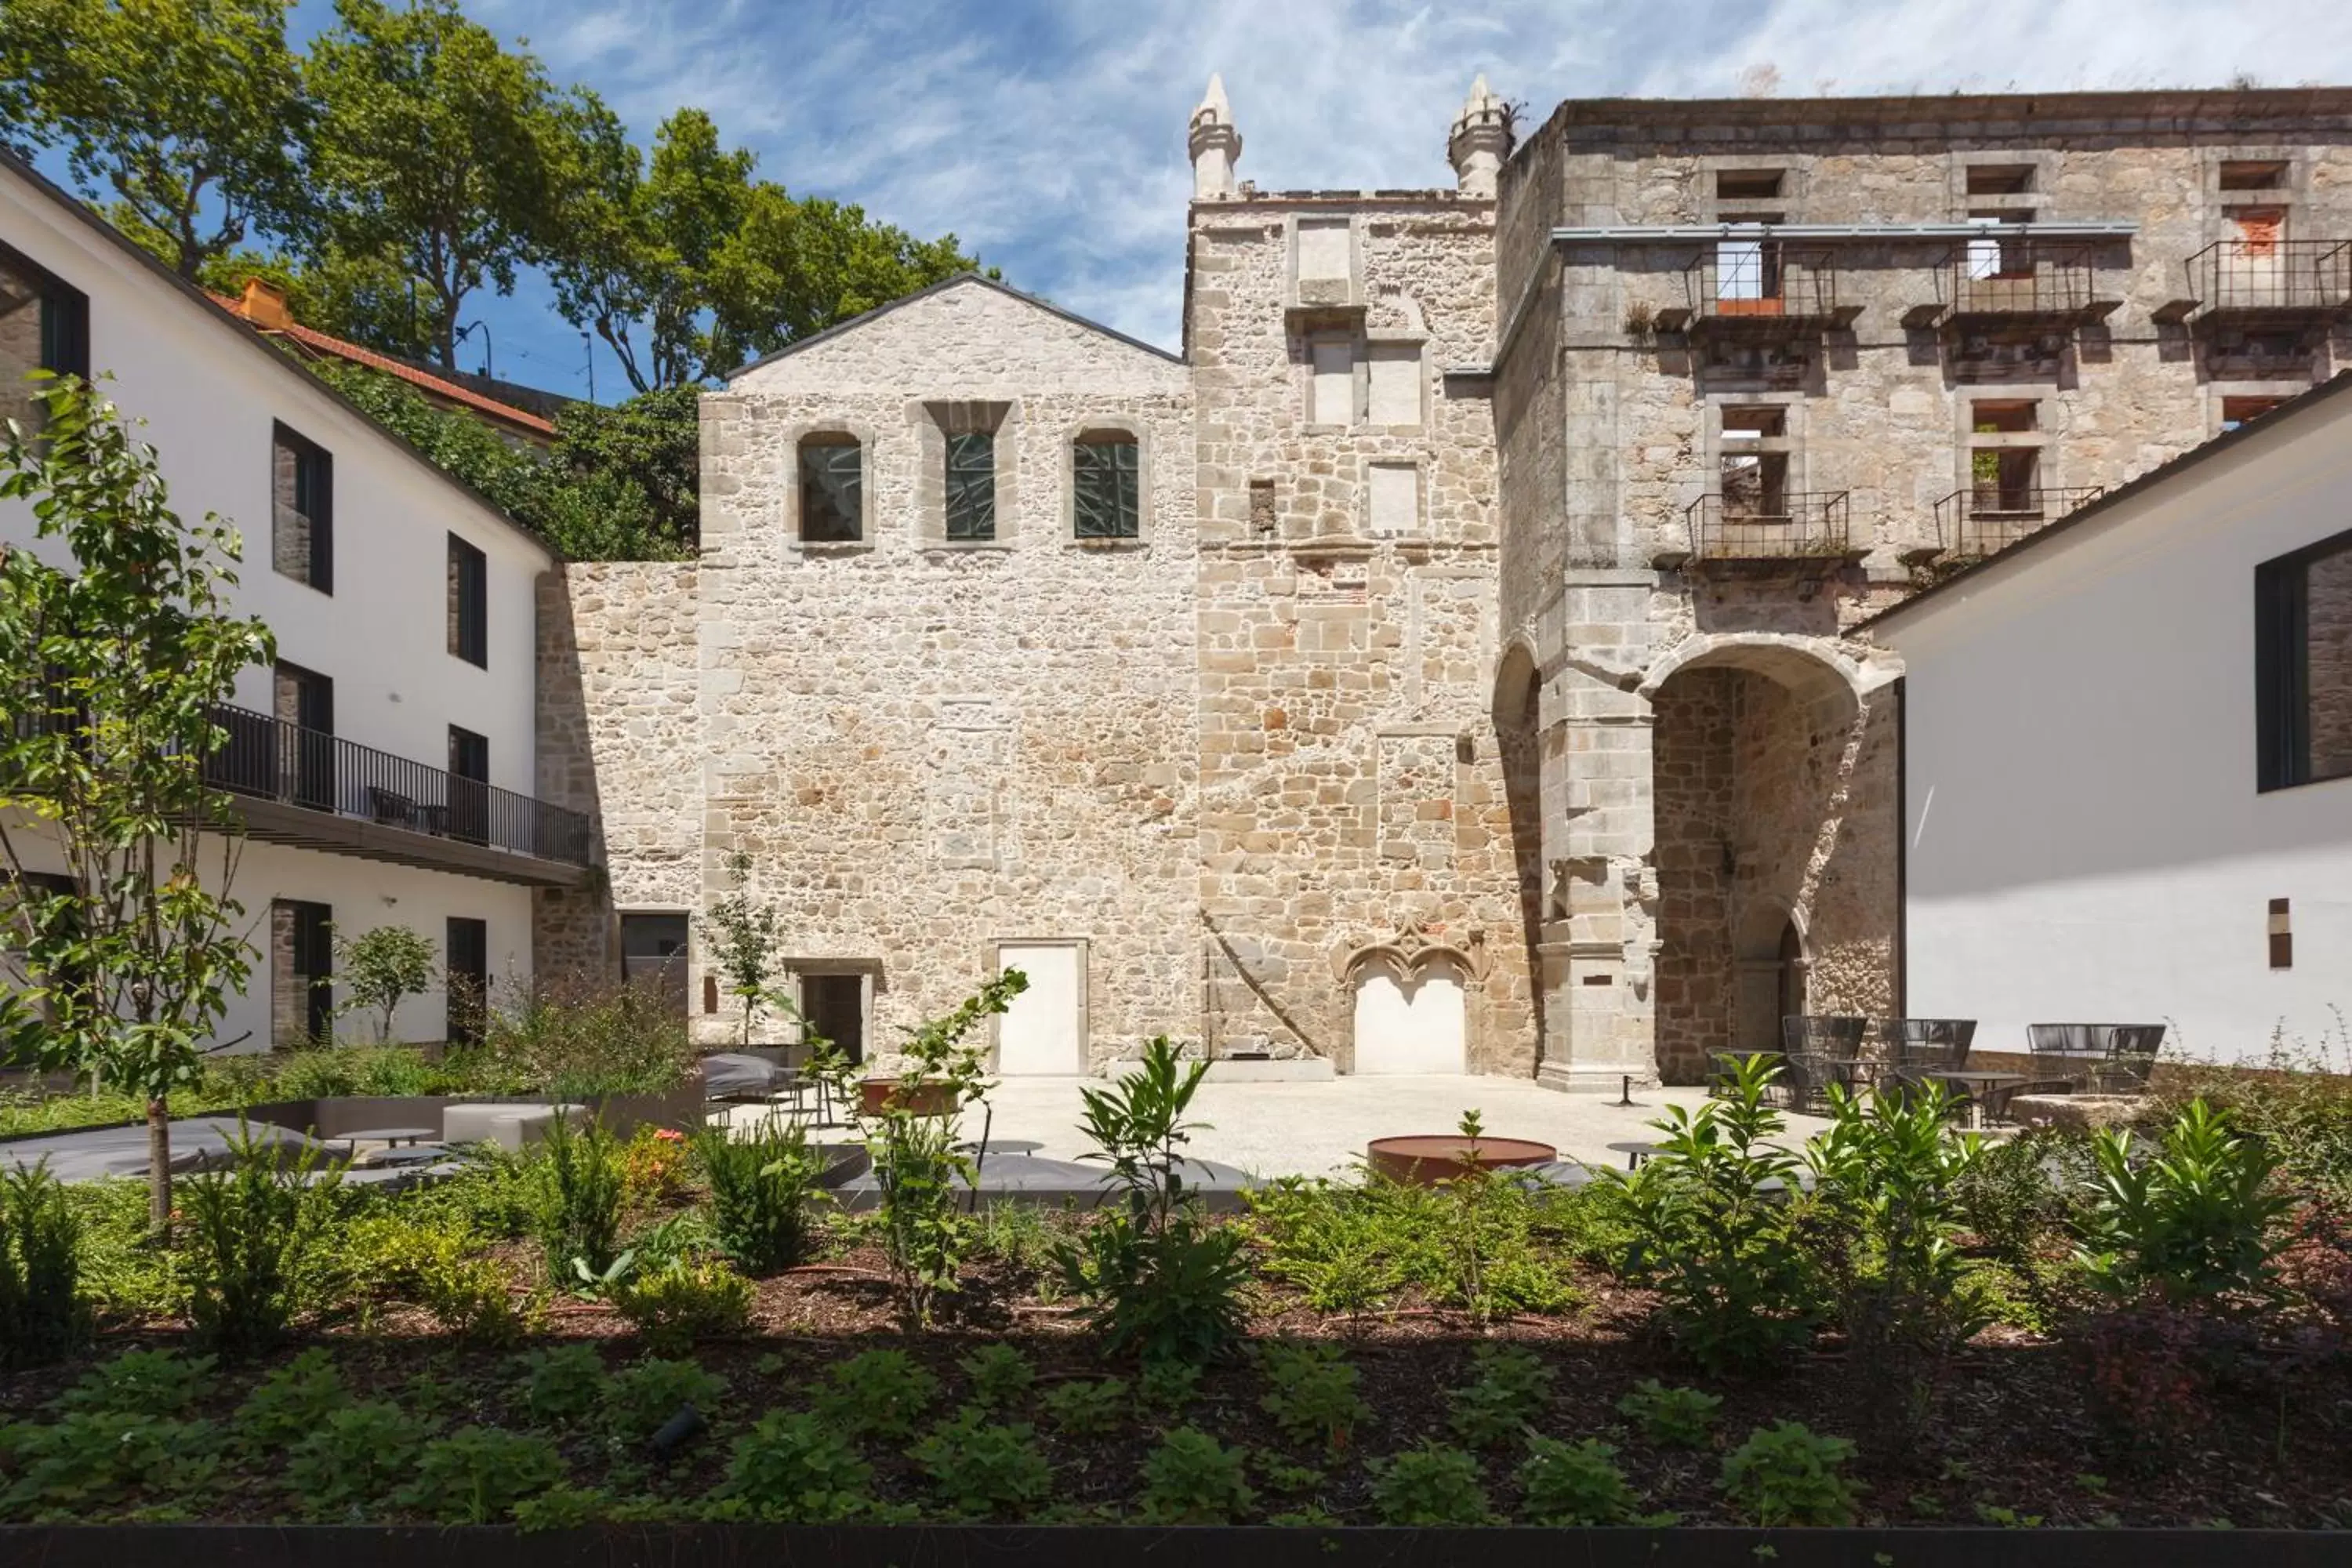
xmin=536 ymin=82 xmax=2352 ymax=1084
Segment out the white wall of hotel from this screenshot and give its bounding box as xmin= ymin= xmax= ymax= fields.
xmin=1 ymin=162 xmax=557 ymax=1049
xmin=1877 ymin=390 xmax=2352 ymax=1066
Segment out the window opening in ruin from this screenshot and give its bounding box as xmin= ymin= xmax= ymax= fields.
xmin=272 ymin=422 xmax=333 ymax=593
xmin=2226 ymin=205 xmax=2288 ymax=260
xmin=0 ymin=239 xmax=88 ymax=436
xmin=1309 ymin=335 xmax=1355 ymax=424
xmin=1774 ymin=918 xmax=1805 ymax=1028
xmin=619 ymin=912 xmax=690 ymax=1017
xmin=1249 ymin=478 xmax=1277 ymax=534
xmin=798 ymin=433 xmax=863 ymax=542
xmin=944 ymin=430 xmax=996 ymax=539
xmin=1716 ymin=169 xmax=1784 ymax=200
xmin=2256 ymin=526 xmax=2352 ymax=791
xmin=1965 ymin=211 xmax=2036 ymax=280
xmin=1966 ymin=164 xmax=2035 ymax=196
xmin=1716 ymin=212 xmax=1784 ymax=302
xmin=2222 ymin=395 xmax=2287 ymax=431
xmin=1968 ymin=404 xmax=2041 ymax=513
xmin=1719 ymin=406 xmax=1789 ymax=519
xmin=1072 ymin=430 xmax=1141 ymax=539
xmin=800 ymin=972 xmax=866 ymax=1065
xmin=2220 ymin=160 xmax=2290 ymax=191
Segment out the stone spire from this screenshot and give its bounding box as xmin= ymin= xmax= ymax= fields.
xmin=1189 ymin=74 xmax=1243 ymax=200
xmin=1447 ymin=74 xmax=1512 ymax=198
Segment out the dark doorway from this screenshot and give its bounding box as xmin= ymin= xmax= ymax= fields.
xmin=274 ymin=898 xmax=333 ymax=1047
xmin=619 ymin=913 xmax=690 ymax=1019
xmin=445 ymin=916 xmax=487 ymax=1045
xmin=447 ymin=725 xmax=488 ymax=844
xmin=274 ymin=661 xmax=335 ymax=811
xmin=1775 ymin=918 xmax=1806 ymax=1036
xmin=801 ymin=974 xmax=866 ymax=1065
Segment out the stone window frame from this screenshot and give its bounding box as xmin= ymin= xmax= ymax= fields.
xmin=1360 ymin=455 xmax=1425 ymax=539
xmin=2203 ymin=378 xmax=2310 ymax=437
xmin=1060 ymin=415 xmax=1153 ymax=550
xmin=1949 ymin=384 xmax=2056 ymax=499
xmin=1289 ymin=212 xmax=1360 ymax=307
xmin=1695 ymin=155 xmax=1806 ymax=223
xmin=1946 ymin=150 xmax=2056 ymax=220
xmin=914 ymin=399 xmax=1019 ymax=550
xmin=2200 ymin=147 xmax=2307 ymax=237
xmin=786 ymin=418 xmax=879 ymax=551
xmin=270 ymin=420 xmax=334 ymax=595
xmin=1301 ymin=322 xmax=1363 ymax=432
xmin=1363 ymin=330 xmax=1428 ymax=432
xmin=1700 ymin=394 xmax=1806 ymax=511
xmin=780 ymin=956 xmax=884 ymax=1065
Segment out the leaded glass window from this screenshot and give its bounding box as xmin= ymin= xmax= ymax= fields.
xmin=945 ymin=430 xmax=996 ymax=540
xmin=800 ymin=435 xmax=863 ymax=542
xmin=1073 ymin=432 xmax=1141 ymax=539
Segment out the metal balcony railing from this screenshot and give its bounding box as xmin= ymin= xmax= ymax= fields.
xmin=1684 ymin=492 xmax=1853 ymax=563
xmin=1685 ymin=245 xmax=1841 ymax=325
xmin=1931 ymin=485 xmax=2105 ymax=559
xmin=201 ymin=702 xmax=591 ymax=867
xmin=2183 ymin=238 xmax=2352 ymax=318
xmin=1937 ymin=241 xmax=2100 ymax=320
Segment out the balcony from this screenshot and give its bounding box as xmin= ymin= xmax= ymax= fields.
xmin=1913 ymin=241 xmax=2114 ymax=328
xmin=203 ymin=703 xmax=591 ymax=887
xmin=1670 ymin=245 xmax=1855 ymax=334
xmin=1928 ymin=485 xmax=2105 ymax=561
xmin=1671 ymin=491 xmax=1857 ymax=572
xmin=2171 ymin=239 xmax=2352 ymax=323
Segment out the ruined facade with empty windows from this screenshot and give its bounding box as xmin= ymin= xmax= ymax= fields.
xmin=535 ymin=82 xmax=2352 ymax=1085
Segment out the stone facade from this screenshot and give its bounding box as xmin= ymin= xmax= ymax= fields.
xmin=533 ymin=82 xmax=2352 ymax=1087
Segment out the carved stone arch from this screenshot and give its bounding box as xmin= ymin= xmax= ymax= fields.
xmin=1334 ymin=921 xmax=1488 ymax=1076
xmin=1332 ymin=920 xmax=1488 ymax=985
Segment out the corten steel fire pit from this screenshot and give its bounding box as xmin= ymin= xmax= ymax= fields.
xmin=857 ymin=1078 xmax=960 ymax=1117
xmin=1366 ymin=1134 xmax=1557 ymax=1185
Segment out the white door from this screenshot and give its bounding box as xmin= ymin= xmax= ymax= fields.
xmin=1351 ymin=958 xmax=1468 ymax=1075
xmin=996 ymin=942 xmax=1083 ymax=1074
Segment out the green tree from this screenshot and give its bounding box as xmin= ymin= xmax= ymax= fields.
xmin=332 ymin=922 xmax=437 ymax=1044
xmin=0 ymin=0 xmax=311 ymax=280
xmin=699 ymin=850 xmax=783 ymax=1049
xmin=0 ymin=378 xmax=277 ymax=1236
xmin=302 ymin=0 xmax=625 ymax=367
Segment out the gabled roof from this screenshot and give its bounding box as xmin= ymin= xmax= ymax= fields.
xmin=0 ymin=149 xmax=559 ymax=561
xmin=1863 ymin=368 xmax=2352 ymax=634
xmin=724 ymin=271 xmax=1183 ymax=382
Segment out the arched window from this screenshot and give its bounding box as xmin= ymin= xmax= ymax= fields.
xmin=1072 ymin=429 xmax=1140 ymax=539
xmin=798 ymin=431 xmax=863 ymax=542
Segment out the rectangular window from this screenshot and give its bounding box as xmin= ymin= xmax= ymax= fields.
xmin=445 ymin=916 xmax=488 ymax=1045
xmin=619 ymin=912 xmax=691 ymax=1018
xmin=1367 ymin=344 xmax=1422 ymax=426
xmin=272 ymin=423 xmax=333 ymax=593
xmin=1965 ymin=164 xmax=2035 ymax=195
xmin=272 ymin=898 xmax=333 ymax=1048
xmin=1367 ymin=462 xmax=1418 ymax=536
xmin=1072 ymin=432 xmax=1141 ymax=539
xmin=448 ymin=724 xmax=488 ymax=844
xmin=2222 ymin=395 xmax=2286 ymax=432
xmin=1965 ymin=211 xmax=2037 ymax=280
xmin=798 ymin=434 xmax=863 ymax=541
xmin=0 ymin=240 xmax=89 ymax=433
xmin=1297 ymin=218 xmax=1351 ymax=285
xmin=447 ymin=533 xmax=487 ymax=667
xmin=800 ymin=972 xmax=868 ymax=1065
xmin=943 ymin=430 xmax=996 ymax=540
xmin=1719 ymin=406 xmax=1789 ymax=519
xmin=1310 ymin=337 xmax=1354 ymax=425
xmin=273 ymin=660 xmax=335 ymax=810
xmin=1716 ymin=169 xmax=1785 ymax=200
xmin=2220 ymin=160 xmax=2289 ymax=191
xmin=2256 ymin=528 xmax=2352 ymax=792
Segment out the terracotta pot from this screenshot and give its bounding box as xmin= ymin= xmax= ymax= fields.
xmin=858 ymin=1077 xmax=960 ymax=1117
xmin=1366 ymin=1133 xmax=1558 ymax=1186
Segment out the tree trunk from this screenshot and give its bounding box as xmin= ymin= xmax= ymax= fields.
xmin=147 ymin=1095 xmax=173 ymax=1242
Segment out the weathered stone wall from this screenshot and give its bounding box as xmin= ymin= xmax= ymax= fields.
xmin=698 ymin=281 xmax=1197 ymax=1068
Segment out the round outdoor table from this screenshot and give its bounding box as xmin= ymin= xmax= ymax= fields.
xmin=1367 ymin=1134 xmax=1557 ymax=1186
xmin=1919 ymin=1071 xmax=2027 ymax=1130
xmin=1606 ymin=1140 xmax=1659 ymax=1171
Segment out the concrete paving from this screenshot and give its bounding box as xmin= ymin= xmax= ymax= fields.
xmin=932 ymin=1075 xmax=1831 ymax=1181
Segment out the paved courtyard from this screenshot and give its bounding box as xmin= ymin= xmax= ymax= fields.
xmin=949 ymin=1074 xmax=1832 ymax=1181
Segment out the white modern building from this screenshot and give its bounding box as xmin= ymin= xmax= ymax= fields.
xmin=1867 ymin=372 xmax=2352 ymax=1064
xmin=0 ymin=151 xmax=585 ymax=1053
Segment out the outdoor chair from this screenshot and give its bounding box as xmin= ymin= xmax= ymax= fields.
xmin=1776 ymin=1015 xmax=1871 ymax=1111
xmin=1884 ymin=1017 xmax=1976 ymax=1080
xmin=2021 ymin=1023 xmax=2165 ymax=1098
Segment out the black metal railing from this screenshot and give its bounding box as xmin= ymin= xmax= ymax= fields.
xmin=1938 ymin=241 xmax=2099 ymax=318
xmin=1684 ymin=492 xmax=1852 ymax=562
xmin=1686 ymin=245 xmax=1840 ymax=324
xmin=1931 ymin=485 xmax=2104 ymax=559
xmin=201 ymin=702 xmax=591 ymax=867
xmin=2184 ymin=238 xmax=2352 ymax=316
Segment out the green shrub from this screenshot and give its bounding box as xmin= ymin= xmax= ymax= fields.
xmin=612 ymin=1258 xmax=753 ymax=1355
xmin=1517 ymin=1436 xmax=1639 ymax=1526
xmin=230 ymin=1348 xmax=346 ymax=1455
xmin=0 ymin=1163 xmax=85 ymax=1368
xmin=812 ymin=1348 xmax=938 ymax=1440
xmin=958 ymin=1342 xmax=1036 ymax=1409
xmin=909 ymin=1408 xmax=1055 ymax=1519
xmin=57 ymin=1347 xmax=216 ymax=1415
xmin=517 ymin=1344 xmax=608 ymax=1425
xmin=1054 ymin=1037 xmax=1250 ymax=1363
xmin=402 ymin=1426 xmax=566 ymax=1523
xmin=1447 ymin=1344 xmax=1555 ymax=1449
xmin=180 ymin=1123 xmax=344 ymax=1355
xmin=532 ymin=1117 xmax=626 ymax=1290
xmin=713 ymin=1410 xmax=873 ymax=1523
xmin=482 ymin=976 xmax=695 ymax=1101
xmin=604 ymin=1356 xmax=728 ymax=1443
xmin=1039 ymin=1375 xmax=1127 ymax=1436
xmin=338 ymin=1211 xmax=534 ymax=1344
xmin=1258 ymin=1341 xmax=1370 ymax=1450
xmin=1246 ymin=1170 xmax=1588 ymax=1319
xmin=693 ymin=1116 xmax=820 ymax=1274
xmin=1612 ymin=1054 xmax=1820 ymax=1373
xmin=285 ymin=1401 xmax=436 ymax=1515
xmin=1368 ymin=1442 xmax=1492 ymax=1525
xmin=0 ymin=1412 xmax=219 ymax=1517
xmin=1614 ymin=1378 xmax=1722 ymax=1448
xmin=2079 ymin=1099 xmax=2297 ymax=1305
xmin=1138 ymin=1426 xmax=1256 ymax=1523
xmin=60 ymin=1179 xmax=180 ymax=1323
xmin=1138 ymin=1356 xmax=1202 ymax=1413
xmin=1719 ymin=1421 xmax=1860 ymax=1526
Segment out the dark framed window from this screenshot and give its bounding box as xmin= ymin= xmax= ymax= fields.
xmin=445 ymin=916 xmax=488 ymax=1045
xmin=272 ymin=423 xmax=333 ymax=593
xmin=2256 ymin=526 xmax=2352 ymax=792
xmin=944 ymin=430 xmax=996 ymax=540
xmin=273 ymin=898 xmax=334 ymax=1047
xmin=1 ymin=238 xmax=90 ymax=431
xmin=448 ymin=724 xmax=489 ymax=844
xmin=448 ymin=533 xmax=488 ymax=666
xmin=799 ymin=434 xmax=863 ymax=542
xmin=1073 ymin=431 xmax=1141 ymax=539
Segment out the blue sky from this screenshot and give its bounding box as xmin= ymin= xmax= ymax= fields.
xmin=154 ymin=1 xmax=2352 ymax=398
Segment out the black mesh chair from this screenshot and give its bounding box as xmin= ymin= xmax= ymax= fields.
xmin=1777 ymin=1015 xmax=1871 ymax=1111
xmin=2024 ymin=1023 xmax=2165 ymax=1097
xmin=2091 ymin=1024 xmax=2165 ymax=1094
xmin=1884 ymin=1018 xmax=1976 ymax=1077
